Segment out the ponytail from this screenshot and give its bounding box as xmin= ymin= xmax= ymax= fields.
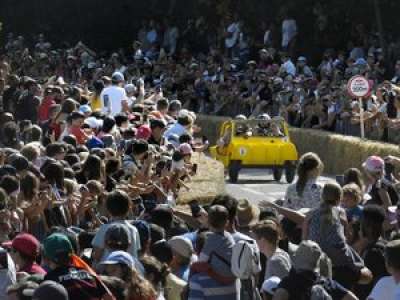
xmin=296 ymin=153 xmax=323 ymax=196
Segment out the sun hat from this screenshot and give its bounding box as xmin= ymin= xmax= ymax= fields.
xmin=167 ymin=236 xmax=194 ymax=259
xmin=237 ymin=199 xmax=260 ymax=228
xmin=101 ymin=250 xmax=135 ymax=269
xmin=362 ymin=156 xmax=384 ymax=174
xmin=293 ymin=240 xmax=322 ymax=272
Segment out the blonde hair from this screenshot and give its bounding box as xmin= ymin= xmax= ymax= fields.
xmin=342 ymin=183 xmax=362 ymax=204
xmin=64 ymin=178 xmax=77 ymax=196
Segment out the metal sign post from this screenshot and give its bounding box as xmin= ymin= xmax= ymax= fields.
xmin=359 ymin=97 xmax=365 ymax=139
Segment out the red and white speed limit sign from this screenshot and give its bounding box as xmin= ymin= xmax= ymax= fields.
xmin=347 ymin=75 xmax=371 ymax=139
xmin=347 ymin=75 xmax=371 ymax=98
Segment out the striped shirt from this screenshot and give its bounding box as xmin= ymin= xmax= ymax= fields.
xmin=188 ymin=273 xmax=239 ymax=300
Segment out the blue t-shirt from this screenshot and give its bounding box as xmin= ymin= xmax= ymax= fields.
xmin=200 ymin=231 xmax=235 ymax=277
xmin=346 ymin=205 xmax=363 ymax=222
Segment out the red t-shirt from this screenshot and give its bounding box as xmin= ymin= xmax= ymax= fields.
xmin=70 ymin=126 xmax=87 ymax=145
xmin=38 ymin=96 xmax=56 ymax=123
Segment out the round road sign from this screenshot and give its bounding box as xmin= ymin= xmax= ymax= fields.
xmin=347 ymin=75 xmax=371 ymax=98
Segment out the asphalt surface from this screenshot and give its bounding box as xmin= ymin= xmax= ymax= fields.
xmin=226 ymin=168 xmax=332 ymax=204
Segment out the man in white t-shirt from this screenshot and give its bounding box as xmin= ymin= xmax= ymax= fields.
xmin=368 ymin=240 xmax=400 ymax=299
xmin=100 ymin=72 xmax=128 ymax=116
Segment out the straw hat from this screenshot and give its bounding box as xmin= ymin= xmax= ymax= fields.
xmin=237 ymin=199 xmax=260 ymax=228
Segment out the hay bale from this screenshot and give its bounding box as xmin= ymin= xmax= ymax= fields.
xmin=289 ymin=128 xmax=400 ymax=175
xmin=177 ymin=153 xmax=225 ymax=204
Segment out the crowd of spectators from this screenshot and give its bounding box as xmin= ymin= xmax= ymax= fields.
xmin=0 ymin=8 xmax=400 ymax=300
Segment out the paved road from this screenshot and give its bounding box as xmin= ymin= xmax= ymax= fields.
xmin=226 ymin=169 xmax=332 ymax=205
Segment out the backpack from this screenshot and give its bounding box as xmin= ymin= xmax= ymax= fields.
xmin=231 ymin=239 xmax=261 ymax=279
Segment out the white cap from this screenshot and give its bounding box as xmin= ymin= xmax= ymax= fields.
xmin=261 ymin=276 xmax=281 ymax=295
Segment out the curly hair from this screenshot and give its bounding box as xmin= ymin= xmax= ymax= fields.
xmin=120 ymin=263 xmax=157 ymax=300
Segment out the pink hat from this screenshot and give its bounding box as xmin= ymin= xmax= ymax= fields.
xmin=362 ymin=156 xmax=384 ymax=173
xmin=179 ymin=143 xmax=193 ymax=155
xmin=136 ymin=125 xmax=152 ymax=140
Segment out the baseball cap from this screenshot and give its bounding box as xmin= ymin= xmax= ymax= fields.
xmin=105 ymin=223 xmax=131 ymax=248
xmin=179 ymin=143 xmax=193 ymax=156
xmin=297 ymin=56 xmax=307 ymax=62
xmin=112 ymin=72 xmax=125 ymax=83
xmin=101 ymin=250 xmax=135 ymax=269
xmin=32 ymin=280 xmax=68 ymax=300
xmin=362 ymin=156 xmax=384 ymax=174
xmin=84 ymin=117 xmax=103 ymax=129
xmin=261 ymin=276 xmax=281 ymax=296
xmin=43 ymin=233 xmax=73 ymax=264
xmin=3 ymin=233 xmax=40 ymax=259
xmin=79 ymin=105 xmax=92 ymax=114
xmin=136 ymin=125 xmax=152 ymax=140
xmin=86 ymin=136 xmax=104 ymax=150
xmin=167 ymin=236 xmax=194 ymax=259
xmin=125 ymin=83 xmax=137 ymax=94
xmin=293 ymin=240 xmax=322 ymax=272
